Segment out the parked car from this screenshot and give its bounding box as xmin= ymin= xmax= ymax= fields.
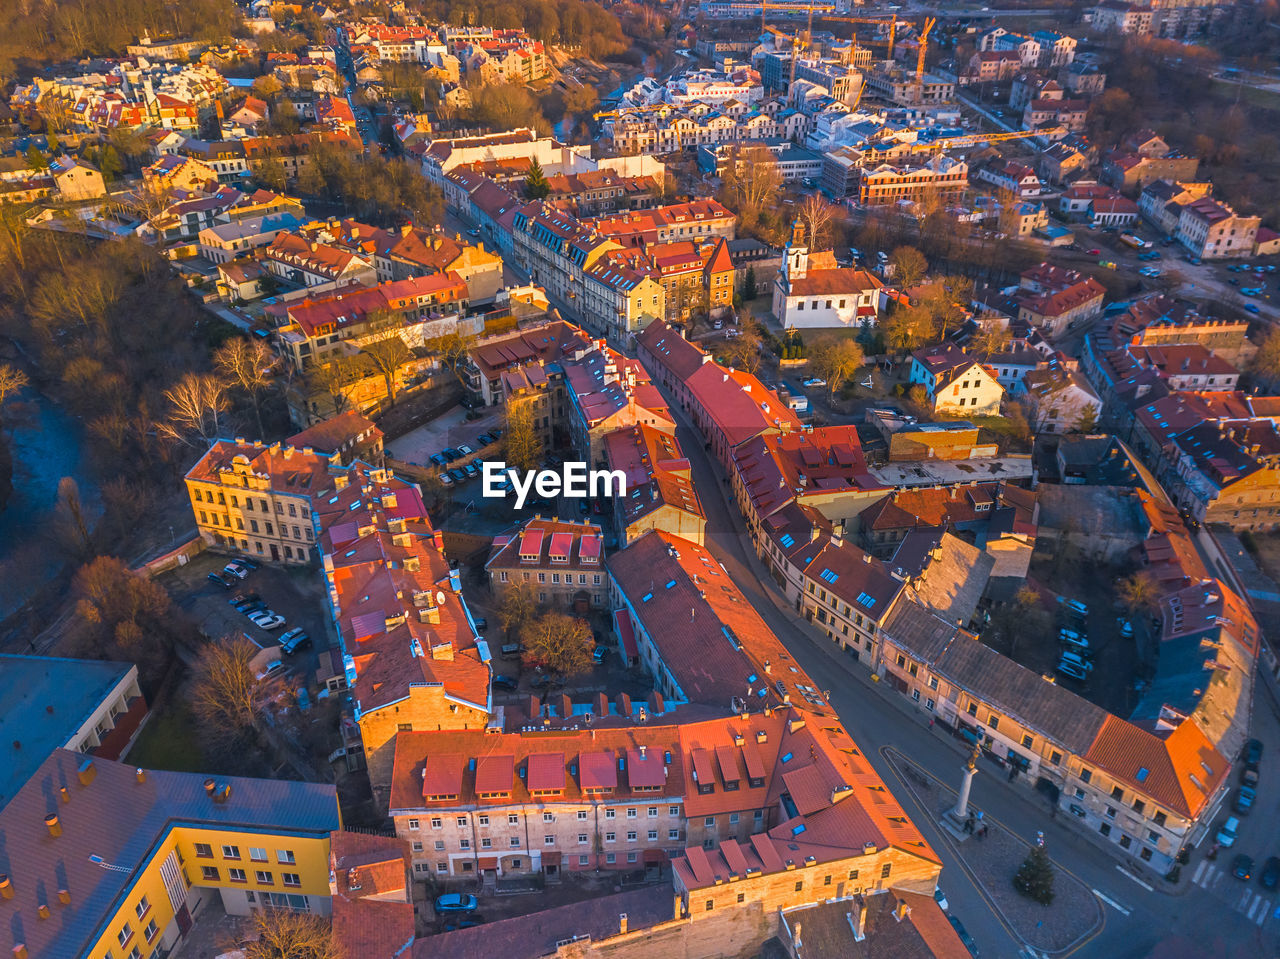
xmin=1119 ymin=619 xmax=1134 ymax=638
xmin=1217 ymin=815 xmax=1241 ymax=847
xmin=1138 ymin=266 xmax=1162 ymax=278
xmin=1060 ymin=637 xmax=1091 ymax=657
xmin=492 ymin=675 xmax=518 ymax=691
xmin=1059 ymin=650 xmax=1093 ymax=672
xmin=501 ymin=643 xmax=524 ymax=657
xmin=1234 ymin=785 xmax=1257 ymax=815
xmin=1245 ymin=304 xmax=1261 ymax=314
xmin=442 ymin=447 xmax=461 ymax=462
xmin=223 ymin=562 xmax=250 ymax=580
xmin=280 ymin=628 xmax=312 ymax=655
xmin=1233 ymin=854 xmax=1255 ymax=881
xmin=1244 ymin=739 xmax=1264 ymax=769
xmin=236 ymin=558 xmax=261 ymax=571
xmin=473 ymin=616 xmax=488 ymax=632
xmin=457 ymin=444 xmax=474 ymax=456
xmin=256 ymin=660 xmax=287 ymax=681
xmin=249 ymin=611 xmax=286 ymax=630
xmin=434 ymin=894 xmax=478 ymax=913
xmin=1241 ymin=766 xmax=1260 ymax=788
xmin=802 ymin=376 xmax=826 ymax=388
xmin=208 ymin=571 xmax=237 ymax=589
xmin=429 ymin=453 xmax=448 ymax=467
xmin=933 ymin=887 xmax=948 ymax=911
xmin=1261 ymin=857 xmax=1280 ymax=889
xmin=238 ymin=600 xmax=268 ymax=614
xmin=947 ymin=915 xmax=979 ymax=957
xmin=439 ymin=473 xmax=454 ymax=487
xmin=593 ymin=646 xmax=610 ymax=664
xmin=477 ymin=432 xmax=495 ymax=446
xmin=463 ymin=463 xmax=479 ymax=479
xmin=442 ymin=916 xmax=483 ymax=932
xmin=448 ymin=468 xmax=467 ymax=484
xmin=1056 ymin=660 xmax=1089 ymax=682
xmin=228 ymin=592 xmax=260 ymax=606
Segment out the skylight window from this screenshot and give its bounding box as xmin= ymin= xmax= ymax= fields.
xmin=779 ymin=533 xmax=795 ymax=548
xmin=819 ymin=569 xmax=839 ymax=584
xmin=856 ymin=591 xmax=877 ymax=608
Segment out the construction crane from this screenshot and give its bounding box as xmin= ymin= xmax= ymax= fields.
xmin=912 ymin=17 xmax=936 ymax=105
xmin=815 ymin=15 xmax=900 ymax=58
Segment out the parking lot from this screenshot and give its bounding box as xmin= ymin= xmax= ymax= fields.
xmin=159 ymin=549 xmax=334 ymax=681
xmin=387 ymin=404 xmax=503 ymax=468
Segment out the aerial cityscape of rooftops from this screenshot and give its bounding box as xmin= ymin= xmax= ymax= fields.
xmin=1 ymin=1 xmax=1280 ymax=957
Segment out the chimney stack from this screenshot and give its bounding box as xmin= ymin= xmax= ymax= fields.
xmin=893 ymin=899 xmax=911 ymax=922
xmin=852 ymin=901 xmax=868 ymax=941
xmin=0 ymin=876 xmax=13 ymax=900
xmin=44 ymin=814 xmax=61 ymax=838
xmin=57 ymin=889 xmax=71 ymax=906
xmin=13 ymin=945 xmax=28 ymax=959
xmin=619 ymin=913 xmax=628 ymax=934
xmin=77 ymin=759 xmax=96 ymax=786
xmin=136 ymin=768 xmax=146 ymax=784
xmin=204 ymin=778 xmax=217 ymax=797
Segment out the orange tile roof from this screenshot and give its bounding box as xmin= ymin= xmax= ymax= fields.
xmin=1083 ymin=715 xmax=1227 ymax=818
xmin=686 ymin=363 xmax=802 ymax=450
xmin=184 ymin=439 xmax=335 ymax=494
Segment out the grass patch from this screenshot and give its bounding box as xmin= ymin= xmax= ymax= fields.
xmin=127 ymin=702 xmax=206 ymax=773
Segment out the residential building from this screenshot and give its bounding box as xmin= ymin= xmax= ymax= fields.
xmin=1015 ymin=263 xmax=1106 ymax=336
xmin=1037 ymin=142 xmax=1090 ymax=186
xmin=853 ymin=155 xmax=969 ymax=208
xmin=605 ymin=425 xmax=706 ymax=546
xmin=1060 ymin=62 xmax=1107 ymax=97
xmin=588 ymin=200 xmax=737 ymax=247
xmin=0 ymin=750 xmax=340 ymax=959
xmin=1138 ymin=179 xmax=1214 ymax=235
xmin=959 ymin=50 xmax=1024 ymax=85
xmin=463 ymin=321 xmax=593 ymax=407
xmin=1023 ymin=357 xmax=1104 ymax=433
xmin=1175 ymin=197 xmax=1260 ymax=260
xmin=262 ymin=232 xmax=378 ymax=288
xmin=1000 ymin=200 xmax=1050 ymax=239
xmin=328 ymin=832 xmax=415 ymax=959
xmin=908 ymin=344 xmax=1005 ymax=417
xmin=486 ymin=519 xmax=607 ymax=611
xmin=1022 ymin=97 xmax=1087 ymax=133
xmin=1100 ymin=150 xmax=1199 ymax=193
xmin=185 ymin=440 xmax=333 ymax=563
xmin=197 ymin=212 xmax=303 ymax=264
xmin=287 ymin=411 xmax=384 ymax=466
xmin=1092 ymin=1 xmax=1156 ymax=35
xmin=49 ymin=156 xmax=105 ymax=200
xmin=974 ymin=159 xmax=1044 ymax=199
xmin=1087 ymin=194 xmax=1140 ymax=228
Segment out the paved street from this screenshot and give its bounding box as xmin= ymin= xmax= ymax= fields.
xmin=657 ymin=388 xmax=1280 ymax=958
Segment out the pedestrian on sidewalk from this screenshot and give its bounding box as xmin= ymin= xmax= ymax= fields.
xmin=929 ymin=717 xmax=935 ymax=729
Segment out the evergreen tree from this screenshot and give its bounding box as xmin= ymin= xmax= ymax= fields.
xmin=524 ymin=159 xmax=551 ymax=200
xmin=25 ymin=144 xmax=48 ymax=171
xmin=1013 ymin=846 xmax=1055 ymax=905
xmin=741 ymin=265 xmax=756 ymax=302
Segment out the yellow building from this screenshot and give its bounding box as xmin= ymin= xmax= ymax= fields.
xmin=2 ymin=750 xmax=340 ymax=959
xmin=185 ymin=439 xmax=338 ymax=564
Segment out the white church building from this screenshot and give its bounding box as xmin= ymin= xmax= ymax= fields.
xmin=772 ymin=223 xmax=886 ymax=330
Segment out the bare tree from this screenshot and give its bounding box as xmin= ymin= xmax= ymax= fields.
xmin=719 ymin=322 xmax=764 ymax=375
xmin=889 ymin=246 xmax=928 ymax=289
xmin=0 ymin=363 xmax=28 ymax=426
xmin=427 ymin=329 xmax=477 ymax=381
xmin=215 ymin=337 xmax=275 ymax=438
xmin=159 ymin=372 xmax=230 ymax=446
xmin=306 ymin=357 xmax=362 ymax=418
xmin=798 ymin=194 xmax=835 ymax=251
xmin=239 ymin=909 xmax=343 ymax=959
xmin=52 ymin=476 xmax=95 ymax=559
xmin=502 ymin=397 xmax=541 ymax=471
xmin=721 ymin=146 xmax=783 ymax=228
xmin=361 ymin=323 xmax=413 ymax=407
xmin=524 ymin=611 xmax=593 ymax=677
xmin=190 ymin=634 xmax=268 ymax=735
xmin=1118 ymin=571 xmax=1161 ymax=616
xmin=808 ymin=338 xmax=866 ymax=398
xmin=497 ymin=581 xmax=539 ymax=637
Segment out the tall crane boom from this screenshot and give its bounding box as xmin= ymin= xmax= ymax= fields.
xmin=912 ymin=17 xmax=936 ymax=105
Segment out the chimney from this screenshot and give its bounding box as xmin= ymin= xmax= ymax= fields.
xmin=77 ymin=759 xmax=96 ymax=786
xmin=36 ymin=904 xmax=50 ymax=920
xmin=639 ymin=745 xmax=647 ymax=760
xmin=0 ymin=876 xmax=13 ymax=899
xmin=204 ymin=778 xmax=217 ymax=797
xmin=59 ymin=786 xmax=69 ymax=804
xmin=44 ymin=813 xmax=61 ymax=838
xmin=136 ymin=768 xmax=146 ymax=784
xmin=893 ymin=899 xmax=911 ymax=922
xmin=214 ymin=784 xmax=232 ymax=804
xmin=852 ymin=902 xmax=868 ymax=941
xmin=13 ymin=945 xmax=28 ymax=959
xmin=792 ymin=921 xmax=802 ymax=948
xmin=57 ymin=889 xmax=70 ymax=906
xmin=619 ymin=913 xmax=628 ymax=934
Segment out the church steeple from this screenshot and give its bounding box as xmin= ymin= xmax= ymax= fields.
xmin=783 ymin=219 xmax=809 ymax=281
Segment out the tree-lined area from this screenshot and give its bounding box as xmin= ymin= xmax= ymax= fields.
xmin=0 ymin=0 xmax=238 ymax=79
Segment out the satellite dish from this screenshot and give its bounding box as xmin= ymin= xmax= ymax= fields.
xmin=436 ymin=590 xmax=446 ymax=605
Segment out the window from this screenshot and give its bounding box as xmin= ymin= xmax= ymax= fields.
xmin=627 ymin=808 xmax=637 ymax=818
xmin=669 ymin=805 xmax=680 ymax=816
xmin=1050 ymin=751 xmax=1062 ymax=766
xmin=1154 ymin=811 xmax=1167 ymax=827
xmin=578 ymin=810 xmax=588 ymax=820
xmin=544 ymin=835 xmax=555 ymax=846
xmin=1080 ymin=768 xmax=1092 ymax=784
xmin=478 ymin=815 xmax=489 ymax=827
xmin=510 ymin=837 xmax=521 ymax=848
xmin=1111 ymin=786 xmax=1124 ymax=801
xmin=144 ymin=919 xmax=159 ymax=943
xmin=195 ymin=843 xmax=213 ymax=858
xmin=648 ymin=806 xmax=658 ymax=817
xmin=201 ymin=866 xmax=219 ymax=881
xmin=794 ymin=881 xmax=803 ymax=892
xmin=135 ymin=897 xmax=150 ymax=919
xmin=229 ymin=868 xmax=247 ymax=883
xmin=222 ymin=845 xmax=241 ymax=860
xmin=606 ymin=853 xmax=616 ymax=864
xmin=824 ymin=875 xmax=832 ymax=886
xmin=579 ymin=854 xmax=590 ymax=866
xmin=407 ymin=819 xmax=419 ymax=830
xmin=543 ymin=812 xmax=555 ymax=822
xmin=256 ymin=871 xmax=274 ymax=884
xmin=988 ymin=715 xmax=999 ymax=730
xmin=648 ymin=830 xmax=658 ymax=841
xmin=605 ymin=809 xmax=616 ymax=819
xmin=481 ymin=837 xmax=492 ymax=849
xmin=431 ymin=817 xmax=443 ymax=829
xmin=460 ymin=839 xmax=471 ymax=850
xmin=276 ymin=849 xmax=296 ymax=865
xmin=881 ymin=863 xmax=891 ymax=879
xmin=508 ymin=814 xmax=519 ymax=825
xmin=627 ymin=831 xmax=637 ymax=842
xmin=578 ymin=834 xmax=589 ymax=844
xmin=704 ymin=816 xmax=715 ymax=827
xmin=848 ymin=869 xmax=859 ymax=880
xmin=606 ymin=832 xmax=616 ymax=842
xmin=729 ymin=813 xmax=739 ymax=825
xmin=669 ymin=829 xmax=681 ymax=840
xmin=1022 ymin=734 xmax=1034 ymax=749
xmin=283 ymin=873 xmax=301 ymax=887
xmin=1099 ymin=823 xmax=1112 ymax=837
xmin=128 ymin=949 xmax=141 ymax=959
xmin=456 ymin=817 xmax=468 ymax=828
xmin=1132 ymin=799 xmax=1145 ymax=815
xmin=118 ymin=924 xmax=134 ymax=947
